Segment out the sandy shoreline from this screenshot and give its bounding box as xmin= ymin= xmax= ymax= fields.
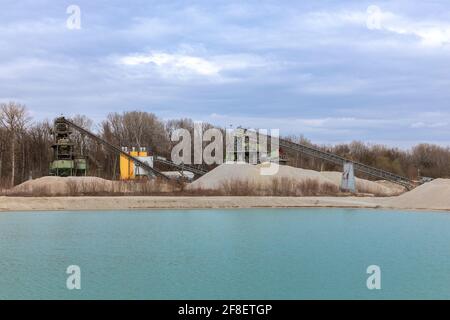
xmin=1 ymin=195 xmax=448 ymax=212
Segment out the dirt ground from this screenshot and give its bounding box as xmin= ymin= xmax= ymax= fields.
xmin=0 ymin=194 xmax=448 ymax=212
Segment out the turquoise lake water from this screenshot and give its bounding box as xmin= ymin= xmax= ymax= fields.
xmin=0 ymin=208 xmax=449 ymax=299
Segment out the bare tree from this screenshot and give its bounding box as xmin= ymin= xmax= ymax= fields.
xmin=103 ymin=111 xmax=170 ymax=155
xmin=70 ymin=114 xmax=94 ymax=156
xmin=0 ymin=102 xmax=30 ymax=187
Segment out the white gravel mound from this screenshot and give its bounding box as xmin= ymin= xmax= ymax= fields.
xmin=188 ymin=163 xmax=402 ymax=196
xmin=10 ymin=176 xmax=114 ymax=196
xmin=386 ymin=179 xmax=450 ymax=210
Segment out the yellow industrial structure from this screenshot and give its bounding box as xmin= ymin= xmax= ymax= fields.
xmin=119 ymin=147 xmax=153 ymax=180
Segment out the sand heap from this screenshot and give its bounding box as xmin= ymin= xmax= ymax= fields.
xmin=10 ymin=176 xmax=115 ymax=196
xmin=188 ymin=163 xmax=402 ymax=196
xmin=187 ymin=163 xmax=333 ymax=190
xmin=386 ymin=178 xmax=450 ymax=210
xmin=10 ymin=176 xmax=176 ymax=196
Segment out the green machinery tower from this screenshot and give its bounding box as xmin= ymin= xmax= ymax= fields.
xmin=49 ymin=117 xmax=87 ymax=177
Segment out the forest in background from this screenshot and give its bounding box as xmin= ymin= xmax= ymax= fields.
xmin=1 ymin=101 xmax=449 ymax=188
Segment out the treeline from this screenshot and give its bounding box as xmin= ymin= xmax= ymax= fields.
xmin=1 ymin=101 xmax=449 ymax=188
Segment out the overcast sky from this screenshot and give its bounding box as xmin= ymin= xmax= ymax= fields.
xmin=1 ymin=0 xmax=450 ymax=147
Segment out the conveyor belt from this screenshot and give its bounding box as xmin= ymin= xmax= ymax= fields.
xmin=278 ymin=138 xmax=414 ymax=189
xmin=154 ymin=157 xmax=208 ymax=176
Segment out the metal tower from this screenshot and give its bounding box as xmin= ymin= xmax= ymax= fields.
xmin=49 ymin=117 xmax=87 ymax=177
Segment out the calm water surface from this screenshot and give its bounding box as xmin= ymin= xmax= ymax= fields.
xmin=0 ymin=208 xmax=449 ymax=299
